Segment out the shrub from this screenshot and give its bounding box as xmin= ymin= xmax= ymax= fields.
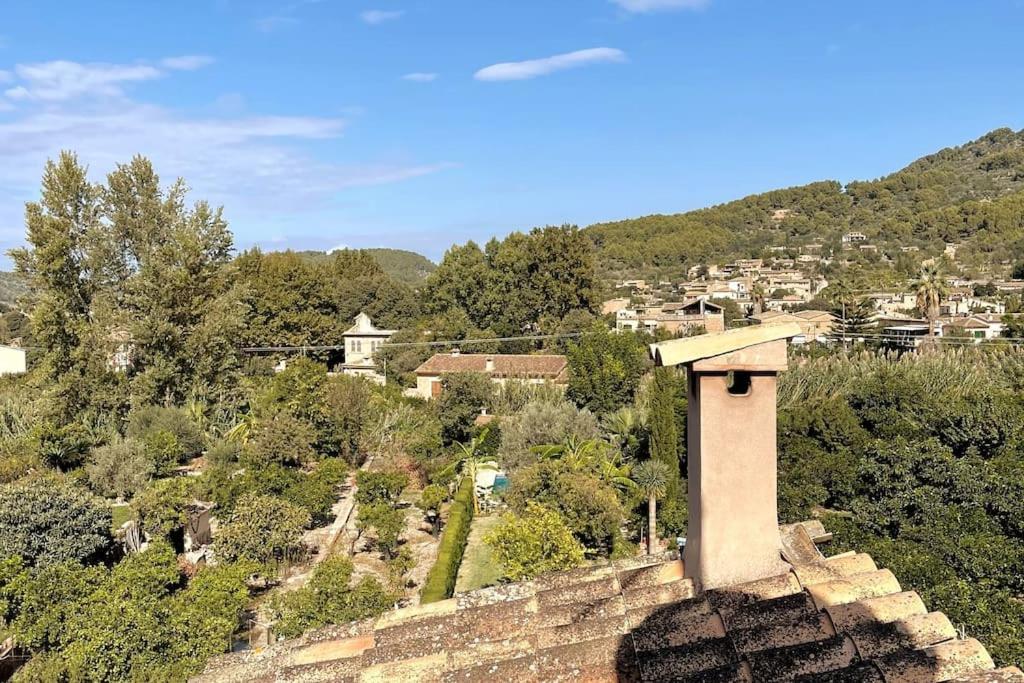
xmin=355 ymin=469 xmax=408 ymax=505
xmin=420 ymin=476 xmax=474 ymax=603
xmin=85 ymin=437 xmax=154 ymax=499
xmin=357 ymin=503 xmax=406 ymax=559
xmin=132 ymin=476 xmax=196 ymax=540
xmin=484 ymin=502 xmax=584 ymax=581
xmin=34 ymin=421 xmax=95 ymax=470
xmin=205 ymin=438 xmax=241 ymax=467
xmin=243 ymin=412 xmax=317 ymax=468
xmin=282 ymin=459 xmax=349 ymax=525
xmin=144 ymin=429 xmax=186 ymax=476
xmin=496 ymin=400 xmax=600 ymax=471
xmin=269 ymin=556 xmax=395 ymax=639
xmin=215 ymin=494 xmax=310 ymax=564
xmin=0 ymin=474 xmax=112 ymax=566
xmin=128 ymin=406 xmax=205 ymax=459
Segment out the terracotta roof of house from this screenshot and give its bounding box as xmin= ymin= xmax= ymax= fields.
xmin=414 ymin=353 xmax=568 ymax=381
xmin=195 ymin=522 xmax=1021 ymax=682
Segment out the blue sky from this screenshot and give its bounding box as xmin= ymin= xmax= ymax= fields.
xmin=0 ymin=0 xmax=1022 ymax=263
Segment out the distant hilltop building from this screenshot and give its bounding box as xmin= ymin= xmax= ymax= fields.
xmin=340 ymin=312 xmax=395 ymax=384
xmin=411 ymin=351 xmax=568 ymax=400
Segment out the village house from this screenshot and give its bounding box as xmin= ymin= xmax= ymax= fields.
xmin=601 ymin=297 xmax=632 ymax=316
xmin=940 ymin=293 xmax=1005 ymax=316
xmin=411 ymin=351 xmax=568 ymax=400
xmin=750 ymin=309 xmax=837 ymax=342
xmin=842 ymin=231 xmax=867 ymax=244
xmin=339 ymin=312 xmax=395 ymax=384
xmin=615 ymin=299 xmax=725 ymax=335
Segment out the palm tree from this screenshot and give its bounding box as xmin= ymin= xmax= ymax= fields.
xmin=751 ymin=283 xmax=767 ymax=316
xmin=914 ymin=265 xmax=948 ymax=344
xmin=531 ymin=436 xmax=637 ymax=493
xmin=601 ymin=407 xmax=646 ymax=461
xmin=440 ymin=428 xmax=496 ymax=514
xmin=633 ymin=460 xmax=669 ymax=555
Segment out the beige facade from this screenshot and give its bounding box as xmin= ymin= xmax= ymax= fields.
xmin=412 ymin=352 xmax=568 ymax=400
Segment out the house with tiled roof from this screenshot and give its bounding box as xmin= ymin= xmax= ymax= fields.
xmin=411 ymin=351 xmax=569 ymax=400
xmin=196 ymin=325 xmax=1021 ymax=682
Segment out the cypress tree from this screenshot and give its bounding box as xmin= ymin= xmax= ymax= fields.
xmin=648 ymin=367 xmax=682 ymax=502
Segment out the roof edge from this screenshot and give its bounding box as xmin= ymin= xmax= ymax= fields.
xmin=650 ymin=323 xmax=802 ymax=367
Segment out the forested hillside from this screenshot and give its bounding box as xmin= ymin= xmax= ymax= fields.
xmin=295 ymin=248 xmax=435 ymax=286
xmin=587 ymin=127 xmax=1024 ymax=280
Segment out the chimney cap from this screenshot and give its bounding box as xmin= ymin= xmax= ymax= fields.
xmin=650 ymin=323 xmax=801 ymax=368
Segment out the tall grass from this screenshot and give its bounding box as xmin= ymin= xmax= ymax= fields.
xmin=778 ymin=346 xmax=1024 ymax=409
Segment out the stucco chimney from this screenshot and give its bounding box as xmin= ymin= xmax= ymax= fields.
xmin=650 ymin=323 xmax=801 ymax=589
xmin=451 ymin=348 xmax=460 ymax=356
xmin=485 ymin=356 xmax=495 ymax=372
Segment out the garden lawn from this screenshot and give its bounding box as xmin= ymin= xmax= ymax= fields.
xmin=454 ymin=514 xmax=504 ymax=593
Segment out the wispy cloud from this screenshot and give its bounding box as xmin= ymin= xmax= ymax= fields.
xmin=160 ymin=55 xmax=215 ymax=71
xmin=2 ymin=56 xmax=215 ymax=103
xmin=0 ymin=57 xmax=454 ymax=244
xmin=474 ymin=48 xmax=626 ymax=82
xmin=4 ymin=60 xmax=163 ymax=102
xmin=611 ymin=0 xmax=709 ymax=12
xmin=360 ymin=9 xmax=404 ymax=25
xmin=402 ymin=72 xmax=437 ymax=82
xmin=255 ymin=0 xmax=323 ymax=32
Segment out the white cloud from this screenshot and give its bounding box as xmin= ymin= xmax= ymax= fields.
xmin=402 ymin=72 xmax=437 ymax=82
xmin=474 ymin=48 xmax=626 ymax=82
xmin=0 ymin=58 xmax=454 ymax=243
xmin=5 ymin=60 xmax=162 ymax=101
xmin=327 ymin=242 xmax=351 ymax=253
xmin=611 ymin=0 xmax=709 ymax=12
xmin=255 ymin=15 xmax=298 ymax=32
xmin=360 ymin=9 xmax=404 ymax=25
xmin=160 ymin=55 xmax=215 ymax=71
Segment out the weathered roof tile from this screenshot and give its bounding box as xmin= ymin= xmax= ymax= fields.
xmin=196 ymin=532 xmax=1017 ymax=683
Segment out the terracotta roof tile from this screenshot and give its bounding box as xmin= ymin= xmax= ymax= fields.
xmin=196 ymin=532 xmax=1019 ymax=683
xmin=413 ymin=353 xmax=568 ymax=380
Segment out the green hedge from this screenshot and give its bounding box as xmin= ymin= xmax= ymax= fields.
xmin=420 ymin=476 xmax=474 ymax=603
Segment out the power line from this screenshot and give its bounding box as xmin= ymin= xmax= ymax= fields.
xmin=239 ymin=331 xmax=585 ymax=354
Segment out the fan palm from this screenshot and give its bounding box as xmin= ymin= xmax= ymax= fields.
xmin=913 ymin=265 xmax=948 ymax=343
xmin=633 ymin=460 xmax=670 ymax=555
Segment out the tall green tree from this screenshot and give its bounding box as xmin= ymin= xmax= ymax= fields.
xmin=647 ymin=367 xmax=682 ymax=502
xmin=566 ymin=325 xmax=650 ymax=415
xmin=10 ymin=152 xmax=113 ymax=424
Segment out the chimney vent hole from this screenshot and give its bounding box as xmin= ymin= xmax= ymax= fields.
xmin=726 ymin=370 xmax=752 ymax=396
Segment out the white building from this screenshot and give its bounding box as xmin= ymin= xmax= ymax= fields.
xmin=340 ymin=313 xmax=395 ymax=384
